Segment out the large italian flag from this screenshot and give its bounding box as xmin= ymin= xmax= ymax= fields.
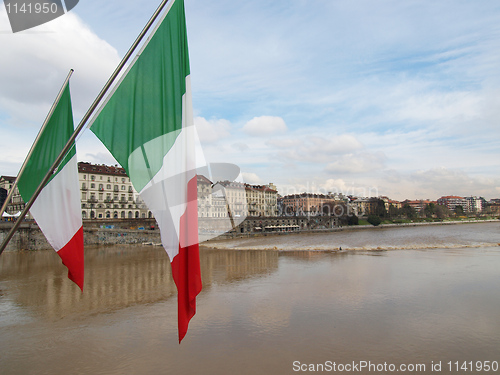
xmin=89 ymin=0 xmax=202 ymax=343
xmin=17 ymin=81 xmax=84 ymax=291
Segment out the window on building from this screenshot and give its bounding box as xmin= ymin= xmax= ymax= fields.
xmin=91 ymin=175 xmax=95 ymax=181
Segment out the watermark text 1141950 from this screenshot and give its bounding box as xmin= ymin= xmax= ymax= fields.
xmin=3 ymin=0 xmax=79 ymax=33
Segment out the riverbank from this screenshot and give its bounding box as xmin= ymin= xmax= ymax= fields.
xmin=209 ymin=218 xmax=500 ymax=241
xmin=0 ymin=222 xmax=161 ymax=252
xmin=202 ymin=220 xmax=500 ymax=252
xmin=1 ymin=218 xmax=498 ymax=251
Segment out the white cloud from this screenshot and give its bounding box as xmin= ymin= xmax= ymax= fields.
xmin=2 ymin=0 xmax=500 ymax=202
xmin=269 ymin=134 xmax=364 ymax=164
xmin=0 ymin=8 xmax=120 ymax=174
xmin=242 ymin=172 xmax=262 ymax=184
xmin=393 ymin=87 xmax=482 ymax=124
xmin=242 ymin=116 xmax=288 ymax=137
xmin=0 ymin=8 xmax=120 ymax=124
xmin=371 ymin=167 xmax=500 ymax=201
xmin=325 ymin=152 xmax=387 ymax=174
xmin=410 ymin=167 xmax=479 ymax=196
xmin=232 ymin=142 xmax=249 ymax=152
xmin=194 ymin=116 xmax=231 ymax=144
xmin=320 ymin=179 xmax=349 ymax=194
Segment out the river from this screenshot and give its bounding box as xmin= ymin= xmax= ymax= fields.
xmin=1 ymin=222 xmax=500 ymax=374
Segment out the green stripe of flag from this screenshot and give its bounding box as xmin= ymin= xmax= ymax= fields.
xmin=90 ymin=0 xmax=190 ymax=192
xmin=17 ymin=83 xmax=75 ymax=202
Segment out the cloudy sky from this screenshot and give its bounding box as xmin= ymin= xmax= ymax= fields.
xmin=1 ymin=0 xmax=500 ymax=200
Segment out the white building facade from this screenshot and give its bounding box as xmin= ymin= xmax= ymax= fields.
xmin=78 ymin=162 xmax=150 ymax=219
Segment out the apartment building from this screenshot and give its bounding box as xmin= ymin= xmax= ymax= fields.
xmin=437 ymin=196 xmax=468 ymax=212
xmin=245 ymin=183 xmax=278 ymax=217
xmin=78 ymin=162 xmax=149 ymax=219
xmin=465 ymin=196 xmax=483 ymax=213
xmin=280 ymin=193 xmax=342 ymax=216
xmin=0 ymin=176 xmax=18 ymax=213
xmin=198 ymin=176 xmax=276 ymax=218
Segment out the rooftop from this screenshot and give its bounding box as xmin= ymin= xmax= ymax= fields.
xmin=78 ymin=162 xmax=127 ymax=176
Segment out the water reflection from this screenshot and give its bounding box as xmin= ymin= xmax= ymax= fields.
xmin=0 ymin=246 xmax=278 ymax=320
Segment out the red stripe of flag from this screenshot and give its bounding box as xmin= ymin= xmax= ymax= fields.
xmin=56 ymin=226 xmax=84 ymax=292
xmin=171 ymin=175 xmax=202 ymax=343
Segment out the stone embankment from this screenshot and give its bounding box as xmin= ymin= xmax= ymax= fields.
xmin=0 ymin=219 xmax=160 ymax=251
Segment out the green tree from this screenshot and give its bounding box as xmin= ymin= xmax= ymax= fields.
xmin=388 ymin=204 xmax=399 ymax=218
xmin=374 ymin=199 xmax=388 ymax=218
xmin=435 ymin=204 xmax=451 ymax=219
xmin=455 ymin=205 xmax=465 ymax=216
xmin=347 ymin=214 xmax=359 ymax=225
xmin=424 ymin=203 xmax=436 ymax=218
xmin=367 ymin=214 xmax=382 ymax=226
xmin=402 ymin=204 xmax=417 ymax=219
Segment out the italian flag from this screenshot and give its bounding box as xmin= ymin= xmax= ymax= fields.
xmin=89 ymin=0 xmax=202 ymax=343
xmin=17 ymin=82 xmax=84 ymax=291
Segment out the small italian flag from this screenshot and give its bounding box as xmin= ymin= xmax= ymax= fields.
xmin=17 ymin=81 xmax=84 ymax=291
xmin=90 ymin=0 xmax=202 ymax=342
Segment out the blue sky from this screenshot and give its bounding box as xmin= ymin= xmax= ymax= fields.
xmin=1 ymin=0 xmax=500 ymax=200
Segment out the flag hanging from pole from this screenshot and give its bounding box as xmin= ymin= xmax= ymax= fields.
xmin=17 ymin=81 xmax=84 ymax=291
xmin=89 ymin=0 xmax=202 ymax=342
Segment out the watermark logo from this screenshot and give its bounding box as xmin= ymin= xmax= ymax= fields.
xmin=4 ymin=0 xmax=79 ymax=33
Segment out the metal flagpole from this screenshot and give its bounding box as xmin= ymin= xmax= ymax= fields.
xmin=0 ymin=0 xmax=171 ymax=255
xmin=0 ymin=70 xmax=74 ymax=220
